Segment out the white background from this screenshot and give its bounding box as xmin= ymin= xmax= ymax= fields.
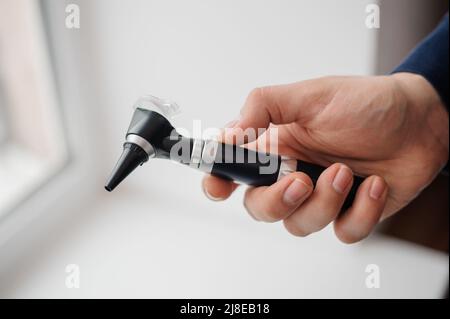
xmin=0 ymin=0 xmax=447 ymax=298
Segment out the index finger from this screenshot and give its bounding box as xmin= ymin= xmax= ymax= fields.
xmin=202 ymin=174 xmax=239 ymax=201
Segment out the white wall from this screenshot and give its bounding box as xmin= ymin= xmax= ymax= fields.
xmin=85 ymin=0 xmax=378 ymax=199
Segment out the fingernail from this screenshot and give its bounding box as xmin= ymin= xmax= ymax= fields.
xmin=332 ymin=166 xmax=353 ymax=194
xmin=204 ymin=189 xmax=224 ymax=201
xmin=369 ymin=177 xmax=385 ymax=200
xmin=283 ymin=179 xmax=311 ymax=205
xmin=202 ymin=185 xmax=224 ymax=202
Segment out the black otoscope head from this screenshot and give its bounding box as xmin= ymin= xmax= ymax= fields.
xmin=105 ymin=96 xmax=180 ymax=192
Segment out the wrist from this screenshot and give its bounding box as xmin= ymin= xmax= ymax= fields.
xmin=391 ymin=72 xmax=449 ymax=170
xmin=391 ymin=72 xmax=443 ymax=107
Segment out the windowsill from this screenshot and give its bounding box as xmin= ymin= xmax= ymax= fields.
xmin=0 ymin=187 xmax=447 ymax=298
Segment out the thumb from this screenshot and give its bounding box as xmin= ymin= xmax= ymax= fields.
xmin=223 ymin=78 xmax=333 ymax=145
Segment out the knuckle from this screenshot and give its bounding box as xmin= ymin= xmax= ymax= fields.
xmin=247 ymin=205 xmax=281 ymax=223
xmin=244 ymin=188 xmax=282 ymax=222
xmin=283 ymin=219 xmax=311 ymax=237
xmin=334 ymin=224 xmax=366 ymax=244
xmin=338 ymin=234 xmax=364 ymax=245
xmin=313 ymin=205 xmax=340 ymax=226
xmin=243 ymin=199 xmax=260 ymax=221
xmin=261 ymin=207 xmax=284 ymax=222
xmin=253 ymin=202 xmax=282 ymax=222
xmin=247 ymin=87 xmax=268 ymax=106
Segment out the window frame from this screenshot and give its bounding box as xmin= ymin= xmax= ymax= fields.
xmin=0 ymin=0 xmax=70 ymax=217
xmin=0 ymin=0 xmax=99 ymax=245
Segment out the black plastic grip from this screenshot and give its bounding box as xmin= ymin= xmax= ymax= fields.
xmin=296 ymin=160 xmax=364 ymax=211
xmin=210 ymin=143 xmax=364 ymax=211
xmin=210 ymin=143 xmax=281 ymax=186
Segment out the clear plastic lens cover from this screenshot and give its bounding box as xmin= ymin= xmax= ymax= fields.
xmin=133 ymin=95 xmax=181 ymax=118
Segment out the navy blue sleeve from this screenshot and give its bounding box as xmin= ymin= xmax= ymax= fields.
xmin=392 ymin=14 xmax=449 ymax=108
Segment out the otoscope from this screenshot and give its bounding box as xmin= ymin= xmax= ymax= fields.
xmin=105 ymin=96 xmax=364 ymax=211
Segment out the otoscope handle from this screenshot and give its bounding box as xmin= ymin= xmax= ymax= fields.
xmin=294 ymin=160 xmax=363 ymax=211
xmin=200 ymin=141 xmax=364 ymax=212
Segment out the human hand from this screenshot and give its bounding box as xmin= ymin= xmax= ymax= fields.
xmin=202 ymin=73 xmax=449 ymax=243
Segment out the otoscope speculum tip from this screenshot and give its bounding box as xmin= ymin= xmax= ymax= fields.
xmin=105 ymin=143 xmax=149 ymax=192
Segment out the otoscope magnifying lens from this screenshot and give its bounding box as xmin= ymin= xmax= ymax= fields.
xmin=132 ymin=95 xmax=180 ymax=119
